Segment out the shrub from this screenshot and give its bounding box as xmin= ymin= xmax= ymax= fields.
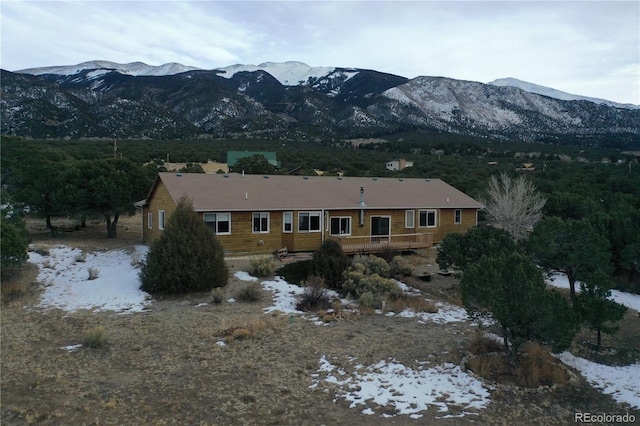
xmin=235 ymin=282 xmax=263 ymax=302
xmin=74 ymin=253 xmax=87 ymax=263
xmin=312 ymin=239 xmax=350 ymax=290
xmin=211 ymin=287 xmax=225 ymax=304
xmin=1 ymin=215 xmax=30 ymax=279
xmin=352 ymin=254 xmax=390 ymax=277
xmin=276 ymin=259 xmax=314 ymax=285
xmin=140 ymin=197 xmax=228 ymax=294
xmin=87 ymin=267 xmax=100 ymax=280
xmin=516 ymin=343 xmax=569 ymax=387
xmin=378 ymin=246 xmax=400 ymax=263
xmin=296 ymin=275 xmax=331 ymax=311
xmin=83 ymin=326 xmax=108 ymax=348
xmin=342 ymin=263 xmax=402 ymax=309
xmin=249 ymin=257 xmax=275 ymax=278
xmin=468 ymin=333 xmax=504 ymax=355
xmin=389 ymin=255 xmax=413 ymax=279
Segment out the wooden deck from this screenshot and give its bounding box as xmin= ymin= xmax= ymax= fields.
xmin=330 ymin=233 xmax=433 ymax=255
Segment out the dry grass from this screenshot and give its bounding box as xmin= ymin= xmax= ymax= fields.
xmin=468 ymin=333 xmax=504 ymax=355
xmin=387 ymin=296 xmax=438 ymax=314
xmin=2 ymin=223 xmax=636 ymax=424
xmin=467 ymin=342 xmax=570 ymax=388
xmin=83 ymin=326 xmax=108 ymax=348
xmin=235 ymin=282 xmax=264 ymax=302
xmin=516 ymin=343 xmax=570 ymax=387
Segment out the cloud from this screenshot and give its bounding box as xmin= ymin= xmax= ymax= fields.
xmin=1 ymin=0 xmax=638 ymax=104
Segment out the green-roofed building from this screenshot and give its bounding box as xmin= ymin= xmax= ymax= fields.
xmin=227 ymin=151 xmax=281 ymax=168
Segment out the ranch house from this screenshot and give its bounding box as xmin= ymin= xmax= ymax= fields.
xmin=140 ymin=173 xmax=483 ymax=256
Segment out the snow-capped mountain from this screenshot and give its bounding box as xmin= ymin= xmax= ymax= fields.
xmin=3 ymin=61 xmax=639 ymax=147
xmin=16 ymin=60 xmax=202 ymax=77
xmin=215 ymin=61 xmax=336 ymax=86
xmin=488 ymin=78 xmax=639 ymax=110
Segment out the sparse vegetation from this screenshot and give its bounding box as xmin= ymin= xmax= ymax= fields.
xmin=389 ymin=255 xmax=413 ymax=279
xmin=296 ymin=275 xmax=332 ymax=311
xmin=342 ymin=263 xmax=402 ymax=309
xmin=235 ymin=282 xmax=263 ymax=302
xmin=83 ymin=326 xmax=108 ymax=348
xmin=211 ymin=287 xmax=225 ymax=304
xmin=249 ymin=257 xmax=276 ymax=278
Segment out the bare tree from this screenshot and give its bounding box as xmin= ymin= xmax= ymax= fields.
xmin=481 ymin=173 xmax=546 ymax=241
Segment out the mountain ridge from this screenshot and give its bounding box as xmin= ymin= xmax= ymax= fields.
xmin=15 ymin=60 xmax=637 ymax=108
xmin=3 ymin=61 xmax=639 ymax=148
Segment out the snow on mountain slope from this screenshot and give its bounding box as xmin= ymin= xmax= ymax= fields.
xmin=215 ymin=61 xmax=335 ymax=86
xmin=488 ymin=78 xmax=639 ymax=110
xmin=16 ymin=60 xmax=202 ymax=76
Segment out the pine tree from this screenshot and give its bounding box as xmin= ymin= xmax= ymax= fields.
xmin=575 ymin=272 xmax=627 ymax=351
xmin=461 ymin=253 xmax=579 ymax=361
xmin=140 ymin=197 xmax=228 ymax=294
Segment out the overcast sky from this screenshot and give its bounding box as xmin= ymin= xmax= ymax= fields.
xmin=1 ymin=1 xmax=638 ymax=104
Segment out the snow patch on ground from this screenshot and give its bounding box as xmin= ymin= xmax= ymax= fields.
xmin=547 ymin=273 xmax=640 ymax=312
xmin=554 ymin=352 xmax=640 ymax=409
xmin=310 ymin=355 xmax=491 ymax=418
xmin=260 ymin=277 xmax=306 ymax=314
xmin=234 ymin=271 xmax=258 ymax=281
xmin=28 ymin=245 xmax=152 ymax=314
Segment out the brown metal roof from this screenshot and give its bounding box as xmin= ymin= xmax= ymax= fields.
xmin=155 ymin=172 xmax=483 ymax=212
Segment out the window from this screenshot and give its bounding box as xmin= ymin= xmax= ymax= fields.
xmin=298 ymin=212 xmax=321 ymax=232
xmin=283 ymin=212 xmax=293 ymax=233
xmin=253 ymin=212 xmax=269 ymax=233
xmin=371 ymin=216 xmax=391 ymax=236
xmin=418 ymin=210 xmax=437 ymax=228
xmin=147 ymin=212 xmax=153 ymax=229
xmin=158 ymin=210 xmax=165 ymax=230
xmin=405 ymin=210 xmax=415 ymax=228
xmin=330 ymin=217 xmax=351 ymax=236
xmin=454 ymin=209 xmax=462 ymax=225
xmin=204 ymin=213 xmax=231 ymax=235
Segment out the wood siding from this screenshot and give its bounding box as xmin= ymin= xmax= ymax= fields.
xmin=142 ymin=183 xmax=478 ymax=254
xmin=142 ymin=181 xmax=176 ymax=242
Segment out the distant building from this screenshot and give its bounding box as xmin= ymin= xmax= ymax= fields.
xmin=385 ymin=159 xmax=414 ymax=171
xmin=516 ymin=163 xmax=536 ymax=171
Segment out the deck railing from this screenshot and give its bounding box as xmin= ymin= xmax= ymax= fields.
xmin=330 ymin=232 xmax=433 ymax=254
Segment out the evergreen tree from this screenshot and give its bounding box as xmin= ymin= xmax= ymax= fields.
xmin=527 ymin=217 xmax=612 ymax=299
xmin=461 ymin=253 xmax=578 ymax=361
xmin=312 ymin=239 xmax=350 ymax=290
xmin=436 ymin=225 xmax=516 ymax=272
xmin=0 ymin=198 xmax=30 ymax=279
xmin=140 ymin=197 xmax=228 ymax=294
xmin=575 ymin=272 xmax=628 ymax=351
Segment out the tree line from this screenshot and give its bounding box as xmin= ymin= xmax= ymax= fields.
xmin=1 ymin=136 xmax=638 ymax=290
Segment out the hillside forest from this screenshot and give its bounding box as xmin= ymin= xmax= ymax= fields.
xmin=1 ymin=131 xmax=639 ymax=293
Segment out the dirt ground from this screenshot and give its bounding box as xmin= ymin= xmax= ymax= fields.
xmin=2 ymin=215 xmax=639 ymax=425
